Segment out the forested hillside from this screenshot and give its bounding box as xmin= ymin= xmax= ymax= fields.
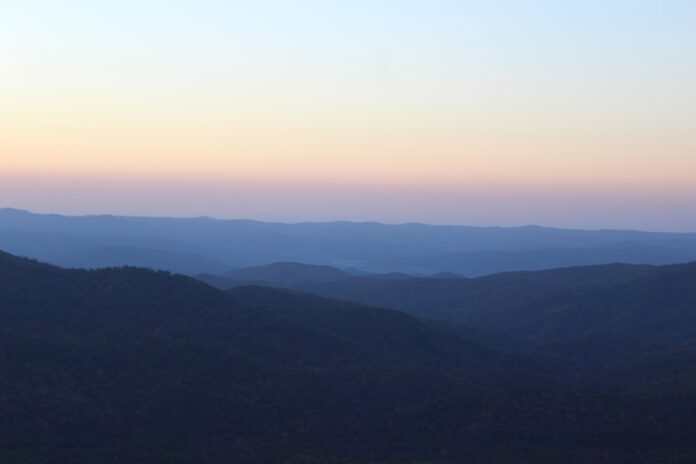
xmin=2 ymin=250 xmax=696 ymax=463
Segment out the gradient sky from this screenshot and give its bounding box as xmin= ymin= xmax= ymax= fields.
xmin=2 ymin=1 xmax=695 ymax=230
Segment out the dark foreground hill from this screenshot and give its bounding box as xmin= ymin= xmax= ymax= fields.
xmin=3 ymin=251 xmax=696 ymax=463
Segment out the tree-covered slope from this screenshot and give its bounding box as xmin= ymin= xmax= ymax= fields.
xmin=3 ymin=250 xmax=696 ymax=463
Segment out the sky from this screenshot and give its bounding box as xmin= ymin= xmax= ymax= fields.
xmin=1 ymin=1 xmax=695 ymax=230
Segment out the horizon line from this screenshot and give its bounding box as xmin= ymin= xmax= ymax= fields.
xmin=2 ymin=207 xmax=695 ymax=235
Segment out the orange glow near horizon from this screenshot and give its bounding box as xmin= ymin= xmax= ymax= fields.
xmin=1 ymin=1 xmax=695 ymax=229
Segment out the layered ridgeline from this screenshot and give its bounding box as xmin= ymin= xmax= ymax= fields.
xmin=203 ymin=261 xmax=696 ymax=340
xmin=290 ymin=261 xmax=696 ymax=342
xmin=0 ymin=250 xmax=554 ymax=463
xmin=204 ymin=261 xmax=696 ymax=387
xmin=3 ymin=250 xmax=696 ymax=463
xmin=2 ymin=208 xmax=696 ymax=276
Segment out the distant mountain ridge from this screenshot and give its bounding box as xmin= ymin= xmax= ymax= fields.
xmin=197 ymin=262 xmax=413 ymax=289
xmin=201 ymin=259 xmax=696 ymax=349
xmin=290 ymin=261 xmax=696 ymax=333
xmin=223 ymin=262 xmax=354 ymax=286
xmin=363 ymin=241 xmax=696 ymax=275
xmin=2 ymin=207 xmax=696 ymax=276
xmin=57 ymin=245 xmax=228 ymax=275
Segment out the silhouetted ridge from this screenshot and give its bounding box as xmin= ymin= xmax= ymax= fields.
xmin=3 ymin=250 xmax=696 ymax=463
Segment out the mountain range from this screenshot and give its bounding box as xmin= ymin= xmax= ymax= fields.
xmin=3 ymin=249 xmax=696 ymax=462
xmin=3 ymin=208 xmax=696 ymax=276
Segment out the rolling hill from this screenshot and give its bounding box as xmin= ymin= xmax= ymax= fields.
xmin=292 ymin=262 xmax=696 ymax=343
xmin=3 ymin=250 xmax=696 ymax=462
